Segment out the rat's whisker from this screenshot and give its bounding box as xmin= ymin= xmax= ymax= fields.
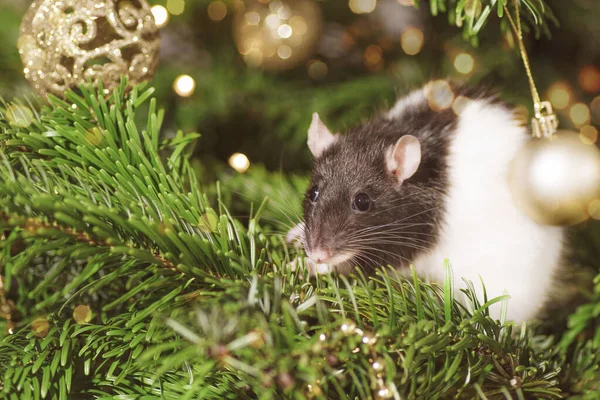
xmin=352 ymin=221 xmax=429 ymax=235
xmin=352 ymin=221 xmax=435 ymax=236
xmin=348 ymin=236 xmax=435 ymax=248
xmin=357 ymin=247 xmax=412 ymax=266
xmin=354 ymin=206 xmax=441 ymax=230
xmin=348 ymin=238 xmax=433 ymax=251
xmin=352 ymin=224 xmax=432 ymax=237
xmin=349 ymin=239 xmax=432 ymax=252
xmin=346 ymin=244 xmax=408 ymax=262
xmin=354 ymin=230 xmax=438 ymax=241
xmin=350 ymin=229 xmax=438 ymax=241
xmin=367 ymin=200 xmax=436 ymax=216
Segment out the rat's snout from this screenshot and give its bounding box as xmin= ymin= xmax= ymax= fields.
xmin=307 ymin=248 xmax=331 ymax=264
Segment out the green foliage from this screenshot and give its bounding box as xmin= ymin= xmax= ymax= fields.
xmin=0 ymin=80 xmax=599 ymax=399
xmin=0 ymin=0 xmax=597 ymax=398
xmin=423 ymin=0 xmax=558 ymax=41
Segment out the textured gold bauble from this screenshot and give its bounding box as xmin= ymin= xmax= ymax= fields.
xmin=32 ymin=316 xmax=50 ymax=338
xmin=73 ymin=305 xmax=93 ymax=324
xmin=233 ymin=0 xmax=322 ymax=71
xmin=18 ymin=0 xmax=160 ymax=99
xmin=509 ymin=131 xmax=600 ymax=226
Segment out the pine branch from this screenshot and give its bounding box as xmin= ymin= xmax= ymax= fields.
xmin=423 ymin=0 xmax=558 ymax=40
xmin=0 ymin=80 xmax=599 ymax=399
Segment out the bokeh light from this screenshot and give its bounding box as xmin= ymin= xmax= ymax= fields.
xmin=270 ymin=0 xmax=284 ymax=13
xmin=208 ymin=1 xmax=227 ymax=21
xmin=426 ymin=80 xmax=454 ymax=111
xmin=548 ymin=82 xmax=572 ymax=110
xmin=265 ymin=13 xmax=281 ymax=29
xmin=289 ymin=16 xmax=308 ymax=35
xmin=233 ymin=1 xmax=321 ymax=71
xmin=570 ymin=103 xmax=591 ymax=126
xmin=245 ymin=11 xmax=261 ymax=25
xmin=454 ymin=53 xmax=474 ymax=74
xmin=166 ymin=0 xmax=185 ymax=15
xmin=307 ymin=60 xmax=328 ymax=80
xmin=401 ymin=27 xmax=424 ymax=56
xmin=364 ymin=45 xmax=382 ymax=66
xmin=452 ymin=96 xmax=471 ymax=115
xmin=151 ymin=5 xmax=169 ymax=28
xmin=349 ymin=0 xmax=377 ymax=14
xmin=588 ymin=199 xmax=600 ymax=220
xmin=229 ymin=153 xmax=251 ymax=173
xmin=278 ymin=45 xmax=292 ymax=59
xmin=580 ymin=125 xmax=598 ymax=145
xmin=277 ymin=24 xmax=293 ymax=38
xmin=579 ymin=65 xmax=600 ymax=93
xmin=173 ymin=75 xmax=196 ymax=97
xmin=591 ymin=96 xmax=600 ymax=123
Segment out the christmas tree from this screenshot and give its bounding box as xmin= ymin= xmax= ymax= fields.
xmin=1 ymin=0 xmax=600 ymax=398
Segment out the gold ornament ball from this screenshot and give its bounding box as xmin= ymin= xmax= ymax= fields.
xmin=340 ymin=320 xmax=357 ymax=335
xmin=32 ymin=316 xmax=50 ymax=338
xmin=18 ymin=0 xmax=160 ymax=99
xmin=233 ymin=0 xmax=322 ymax=71
xmin=509 ymin=131 xmax=600 ymax=226
xmin=73 ymin=305 xmax=93 ymax=324
xmin=5 ymin=320 xmax=16 ymax=335
xmin=375 ymin=385 xmax=393 ymax=400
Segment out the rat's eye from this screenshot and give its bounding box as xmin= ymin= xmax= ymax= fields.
xmin=308 ymin=186 xmax=319 ymax=202
xmin=352 ymin=193 xmax=371 ymax=212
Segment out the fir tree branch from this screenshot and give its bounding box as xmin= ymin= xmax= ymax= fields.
xmin=0 ymin=79 xmax=598 ymax=399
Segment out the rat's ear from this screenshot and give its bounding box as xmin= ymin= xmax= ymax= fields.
xmin=308 ymin=112 xmax=337 ymax=157
xmin=386 ymin=135 xmax=421 ymax=183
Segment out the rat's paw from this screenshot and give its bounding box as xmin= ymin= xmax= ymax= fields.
xmin=308 ymin=260 xmax=333 ymax=275
xmin=287 ymin=256 xmax=302 ymax=272
xmin=287 ymin=256 xmax=332 ymax=276
xmin=286 ymin=222 xmax=305 ymax=246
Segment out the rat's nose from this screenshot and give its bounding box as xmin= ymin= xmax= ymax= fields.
xmin=309 ymin=248 xmax=331 ymax=263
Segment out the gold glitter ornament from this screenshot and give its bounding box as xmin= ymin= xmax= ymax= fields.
xmin=0 ymin=276 xmax=17 ymax=335
xmin=5 ymin=320 xmax=16 ymax=335
xmin=509 ymin=131 xmax=600 ymax=226
xmin=340 ymin=320 xmax=356 ymax=335
xmin=361 ymin=331 xmax=377 ymax=346
xmin=374 ymin=385 xmax=393 ymax=399
xmin=18 ymin=0 xmax=160 ymax=99
xmin=233 ymin=0 xmax=322 ymax=71
xmin=73 ymin=305 xmax=93 ymax=324
xmin=32 ymin=316 xmax=50 ymax=338
xmin=371 ymin=358 xmax=385 ymax=373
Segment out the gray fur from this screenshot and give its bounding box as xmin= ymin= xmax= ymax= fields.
xmin=303 ymin=88 xmax=460 ymax=273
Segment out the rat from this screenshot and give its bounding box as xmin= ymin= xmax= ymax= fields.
xmin=287 ymin=81 xmax=565 ymax=324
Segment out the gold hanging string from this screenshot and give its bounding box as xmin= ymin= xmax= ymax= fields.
xmin=503 ymin=1 xmax=540 ymax=105
xmin=0 ymin=276 xmax=16 ymax=334
xmin=503 ymin=0 xmax=558 ymax=138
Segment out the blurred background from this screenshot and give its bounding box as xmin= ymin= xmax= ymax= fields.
xmin=1 ymin=0 xmax=599 ymax=175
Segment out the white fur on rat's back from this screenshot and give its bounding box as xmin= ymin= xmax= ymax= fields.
xmin=387 ymin=90 xmax=564 ymax=324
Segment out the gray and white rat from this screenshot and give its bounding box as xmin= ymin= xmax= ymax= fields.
xmin=287 ymin=81 xmax=564 ymax=323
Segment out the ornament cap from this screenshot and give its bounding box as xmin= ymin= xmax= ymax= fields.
xmin=531 ymin=101 xmax=559 ymax=139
